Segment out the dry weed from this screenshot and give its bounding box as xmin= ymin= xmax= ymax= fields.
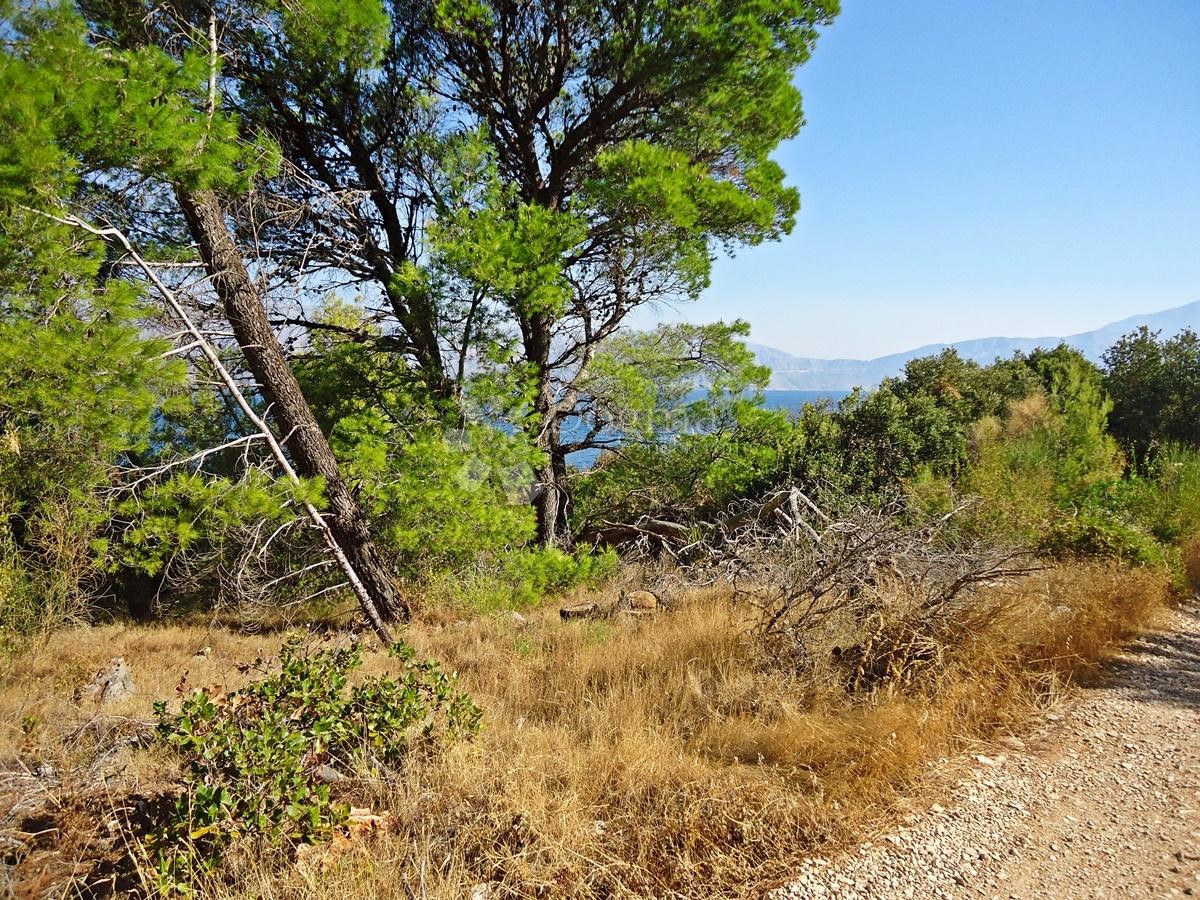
xmin=1182 ymin=533 xmax=1200 ymax=595
xmin=0 ymin=562 xmax=1171 ymax=899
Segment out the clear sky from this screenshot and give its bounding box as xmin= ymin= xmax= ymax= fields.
xmin=642 ymin=0 xmax=1200 ymax=359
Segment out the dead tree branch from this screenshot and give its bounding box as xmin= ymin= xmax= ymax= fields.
xmin=40 ymin=210 xmax=396 ymax=644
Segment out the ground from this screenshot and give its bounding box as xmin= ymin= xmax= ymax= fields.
xmin=0 ymin=565 xmax=1189 ymax=898
xmin=773 ymin=599 xmax=1200 ymax=899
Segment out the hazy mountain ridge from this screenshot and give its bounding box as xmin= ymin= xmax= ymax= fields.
xmin=752 ymin=301 xmax=1200 ymax=391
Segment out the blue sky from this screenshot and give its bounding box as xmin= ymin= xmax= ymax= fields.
xmin=641 ymin=1 xmax=1200 ymax=359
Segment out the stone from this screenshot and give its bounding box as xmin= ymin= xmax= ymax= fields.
xmin=316 ymin=764 xmax=347 ymax=784
xmin=77 ymin=657 xmax=135 ymax=705
xmin=624 ymin=590 xmax=659 ymax=611
xmin=615 ymin=609 xmax=655 ymax=625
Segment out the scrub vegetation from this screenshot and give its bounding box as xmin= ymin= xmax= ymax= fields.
xmin=1 ymin=0 xmax=1198 ymax=896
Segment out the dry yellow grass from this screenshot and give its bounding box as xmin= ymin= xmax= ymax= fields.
xmin=0 ymin=624 xmax=286 ymax=764
xmin=1183 ymin=533 xmax=1200 ymax=595
xmin=0 ymin=561 xmax=1173 ymax=898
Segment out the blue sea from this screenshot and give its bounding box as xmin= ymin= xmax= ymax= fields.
xmin=760 ymin=390 xmax=845 ymax=412
xmin=566 ymin=389 xmax=845 ymax=468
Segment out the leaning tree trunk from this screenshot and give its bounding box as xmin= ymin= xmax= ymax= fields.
xmin=176 ymin=188 xmax=410 ymax=623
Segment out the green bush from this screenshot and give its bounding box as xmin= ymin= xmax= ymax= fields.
xmin=499 ymin=546 xmax=619 ymax=606
xmin=151 ymin=636 xmax=481 ymax=890
xmin=0 ymin=281 xmax=182 ymax=634
xmin=294 ymin=297 xmax=544 ymax=578
xmin=428 ymin=546 xmax=619 ymax=613
xmin=1139 ymin=446 xmax=1200 ymax=543
xmin=1040 ymin=510 xmax=1163 ymax=567
xmin=108 ymin=469 xmax=321 ymax=613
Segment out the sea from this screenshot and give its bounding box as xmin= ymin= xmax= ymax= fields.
xmin=760 ymin=390 xmax=845 ymax=413
xmin=566 ymin=389 xmax=845 ymax=468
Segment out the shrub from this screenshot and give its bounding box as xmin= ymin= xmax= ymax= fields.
xmin=1040 ymin=510 xmax=1163 ymax=567
xmin=427 ymin=546 xmax=619 ymax=613
xmin=0 ymin=281 xmax=182 ymax=634
xmin=151 ymin=636 xmax=481 ymax=890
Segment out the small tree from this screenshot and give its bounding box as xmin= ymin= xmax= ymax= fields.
xmin=0 ymin=212 xmax=183 ymax=631
xmin=2 ymin=4 xmax=411 ymax=634
xmin=1104 ymin=326 xmax=1200 ymax=461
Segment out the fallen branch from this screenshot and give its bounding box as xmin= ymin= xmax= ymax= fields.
xmin=39 ymin=210 xmax=396 ymax=644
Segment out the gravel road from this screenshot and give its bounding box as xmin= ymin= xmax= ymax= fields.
xmin=772 ymin=600 xmax=1200 ymax=899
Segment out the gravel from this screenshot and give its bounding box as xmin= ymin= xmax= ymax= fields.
xmin=771 ymin=599 xmax=1200 ymax=899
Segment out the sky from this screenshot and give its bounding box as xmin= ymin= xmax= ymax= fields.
xmin=640 ymin=0 xmax=1200 ymax=360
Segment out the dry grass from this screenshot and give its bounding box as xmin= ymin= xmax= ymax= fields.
xmin=1182 ymin=533 xmax=1200 ymax=595
xmin=0 ymin=624 xmax=286 ymax=764
xmin=0 ymin=561 xmax=1173 ymax=899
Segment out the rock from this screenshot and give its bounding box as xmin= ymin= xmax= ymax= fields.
xmin=77 ymin=657 xmax=135 ymax=705
xmin=470 ymin=884 xmax=493 ymax=900
xmin=317 ymin=764 xmax=347 ymax=784
xmin=623 ymin=590 xmax=659 ymax=611
xmin=560 ymin=602 xmax=601 ymax=620
xmin=998 ymin=736 xmax=1026 ymax=752
xmin=615 ymin=608 xmax=656 ymax=626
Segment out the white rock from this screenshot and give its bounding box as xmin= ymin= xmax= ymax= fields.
xmin=78 ymin=657 xmax=135 ymax=705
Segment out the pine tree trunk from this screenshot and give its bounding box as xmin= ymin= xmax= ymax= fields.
xmin=531 ymin=396 xmax=573 ymax=548
xmin=533 ymin=454 xmax=569 ymax=548
xmin=176 ymin=188 xmax=410 ymax=623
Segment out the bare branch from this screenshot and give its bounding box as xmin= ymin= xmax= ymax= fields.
xmin=35 ymin=209 xmax=396 ymax=644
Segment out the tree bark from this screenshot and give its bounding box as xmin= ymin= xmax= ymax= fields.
xmin=176 ymin=187 xmax=410 ymax=623
xmin=526 ymin=316 xmax=573 ymax=547
xmin=533 ymin=444 xmax=572 ymax=548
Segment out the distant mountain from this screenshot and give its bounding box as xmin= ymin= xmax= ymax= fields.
xmin=751 ymin=301 xmax=1200 ymax=391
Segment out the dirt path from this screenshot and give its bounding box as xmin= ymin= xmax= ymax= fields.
xmin=773 ymin=600 xmax=1200 ymax=900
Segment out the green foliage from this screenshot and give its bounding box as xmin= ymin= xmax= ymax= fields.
xmin=428 ymin=545 xmax=619 ymax=614
xmin=570 ymin=321 xmax=799 ymax=530
xmin=103 ymin=469 xmax=331 ymax=614
xmin=1 ymin=4 xmax=275 ymax=203
xmin=573 ymin=345 xmax=1047 ymax=530
xmin=1040 ymin=510 xmax=1163 ymax=567
xmin=580 ymin=320 xmax=770 ymax=440
xmin=294 ymin=299 xmax=544 ymax=575
xmin=0 ymin=216 xmax=183 ymax=632
xmin=1024 ymin=345 xmax=1122 ymax=496
xmin=0 ymin=2 xmax=276 ymax=629
xmin=152 ymin=635 xmax=480 ymax=890
xmin=573 ymin=399 xmax=804 ymax=528
xmin=114 ymin=471 xmax=317 ymax=578
xmin=1104 ymin=326 xmax=1200 ymax=461
xmin=574 ymin=342 xmax=1133 ymax=560
xmin=338 ymin=422 xmax=540 ymax=574
xmin=832 ymin=386 xmax=961 ymax=498
xmin=495 ymin=547 xmax=618 ymax=607
xmin=1077 ymin=446 xmax=1200 ymax=546
xmin=0 ymin=274 xmax=178 ymax=496
xmin=432 ymin=195 xmax=588 ymax=320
